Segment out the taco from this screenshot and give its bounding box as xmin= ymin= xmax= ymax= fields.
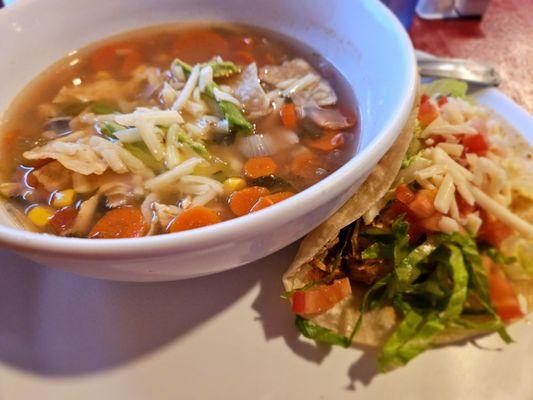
xmin=283 ymin=79 xmax=533 ymax=372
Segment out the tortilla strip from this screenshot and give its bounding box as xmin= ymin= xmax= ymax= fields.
xmin=283 ymin=91 xmax=533 ymax=347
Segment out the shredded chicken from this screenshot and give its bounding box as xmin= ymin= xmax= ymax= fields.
xmin=98 ymin=175 xmax=145 ymax=208
xmin=71 ymin=194 xmax=101 ymax=236
xmin=23 ymin=138 xmax=108 ymax=176
xmin=228 ymin=63 xmax=271 ymax=119
xmin=32 ymin=161 xmax=72 ymax=191
xmin=154 ymin=202 xmax=181 ymax=230
xmin=54 ymin=79 xmax=129 ymax=104
xmin=259 ymin=58 xmax=337 ymax=106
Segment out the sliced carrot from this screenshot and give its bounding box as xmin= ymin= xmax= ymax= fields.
xmin=250 ymin=196 xmax=275 ymax=212
xmin=260 ymin=52 xmax=276 ymax=65
xmin=229 ymin=186 xmax=270 ymax=216
xmin=49 ymin=206 xmax=78 ymax=236
xmin=168 ymin=206 xmax=221 ymax=233
xmin=266 ymin=191 xmax=295 ymax=203
xmin=90 ymin=43 xmax=142 ymax=74
xmin=304 ymin=131 xmax=345 ymax=152
xmin=250 ymin=191 xmax=295 ymax=213
xmin=280 ymin=103 xmax=298 ymax=130
xmin=89 ymin=206 xmax=147 ymax=239
xmin=244 ymin=156 xmax=278 ymax=178
xmin=230 ymin=50 xmax=256 ymax=66
xmin=171 ymin=30 xmax=229 ymax=63
xmin=290 ymin=152 xmax=323 ymax=181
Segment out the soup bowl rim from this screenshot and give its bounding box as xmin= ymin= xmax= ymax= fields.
xmin=0 ymin=0 xmax=417 ymax=260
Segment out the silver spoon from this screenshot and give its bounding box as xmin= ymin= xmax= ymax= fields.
xmin=416 ymin=50 xmax=501 ymax=87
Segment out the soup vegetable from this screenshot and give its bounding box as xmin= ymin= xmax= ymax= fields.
xmin=0 ymin=25 xmax=357 ymax=238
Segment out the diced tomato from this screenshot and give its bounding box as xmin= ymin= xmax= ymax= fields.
xmin=478 ymin=210 xmax=513 ymax=247
xmin=418 ymin=213 xmax=442 ymax=232
xmin=395 ymin=184 xmax=416 ymax=205
xmin=383 ymin=200 xmax=411 ymax=220
xmin=418 ymin=99 xmax=439 ymax=128
xmin=407 ymin=189 xmax=437 ymax=219
xmin=456 ymin=194 xmax=476 ymax=217
xmin=438 ymin=96 xmax=448 ymax=107
xmin=49 ymin=206 xmax=78 ymax=236
xmin=483 ymin=257 xmax=523 ymax=321
xmin=407 ymin=220 xmax=425 ymax=243
xmin=421 ymin=94 xmax=429 ymax=104
xmin=291 ymin=278 xmax=352 ymax=315
xmin=462 ymin=133 xmax=489 ymax=155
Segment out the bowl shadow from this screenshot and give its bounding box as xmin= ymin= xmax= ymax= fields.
xmin=0 ymin=247 xmax=276 ymax=376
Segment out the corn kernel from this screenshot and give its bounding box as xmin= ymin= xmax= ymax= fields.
xmin=27 ymin=206 xmax=54 ymax=228
xmin=223 ymin=177 xmax=247 ymax=195
xmin=52 ymin=189 xmax=76 ymax=208
xmin=95 ymin=70 xmax=112 ymax=80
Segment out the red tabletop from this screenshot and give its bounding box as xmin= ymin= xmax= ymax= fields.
xmin=409 ymin=0 xmax=533 ymax=114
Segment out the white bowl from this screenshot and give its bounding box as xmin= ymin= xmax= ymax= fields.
xmin=0 ymin=0 xmax=416 ymax=281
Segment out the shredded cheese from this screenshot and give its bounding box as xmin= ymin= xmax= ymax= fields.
xmin=434 ymin=173 xmax=455 ymax=214
xmin=471 ymin=186 xmax=533 ymax=239
xmin=172 ymin=64 xmax=200 ymax=111
xmin=145 ymin=157 xmax=204 ymax=191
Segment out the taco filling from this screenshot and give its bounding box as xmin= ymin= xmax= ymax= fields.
xmin=283 ymin=79 xmax=533 ymax=372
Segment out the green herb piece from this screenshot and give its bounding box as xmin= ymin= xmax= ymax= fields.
xmin=123 ymin=142 xmax=165 ymax=172
xmin=61 ymin=101 xmax=90 ymax=117
xmin=212 ymin=170 xmax=227 ymax=182
xmin=100 ymin=121 xmax=124 ymax=139
xmin=176 ymin=131 xmax=210 ymax=159
xmin=295 ymin=316 xmax=351 ymax=348
xmin=91 ymin=102 xmax=117 ymax=115
xmin=204 ymin=83 xmax=253 ymax=134
xmin=173 ymin=57 xmax=241 ymax=78
xmin=251 ymin=175 xmax=297 ymax=192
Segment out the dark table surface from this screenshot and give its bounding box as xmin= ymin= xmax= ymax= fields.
xmin=409 ymin=0 xmax=533 ymax=113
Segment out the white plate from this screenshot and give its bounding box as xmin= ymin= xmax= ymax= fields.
xmin=0 ymin=89 xmax=531 ymax=399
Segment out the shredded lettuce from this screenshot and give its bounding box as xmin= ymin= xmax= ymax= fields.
xmin=362 ymin=243 xmax=393 ymax=260
xmin=422 ymin=78 xmax=468 ymax=98
xmin=295 ymin=316 xmax=351 ymax=348
xmin=379 ymin=311 xmax=445 ymax=372
xmin=502 ymin=238 xmax=533 ymax=276
xmin=290 ymin=215 xmax=516 ymax=372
